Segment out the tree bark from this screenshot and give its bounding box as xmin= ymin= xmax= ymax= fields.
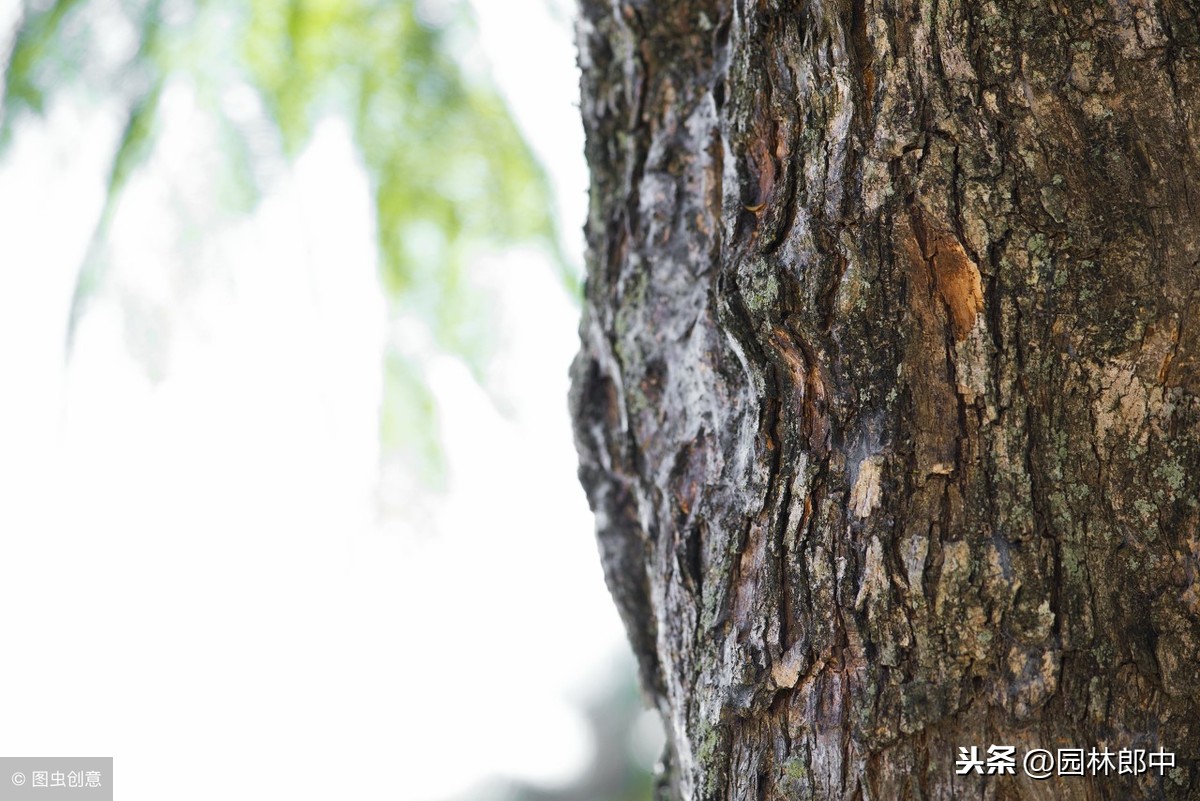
xmin=570 ymin=0 xmax=1200 ymax=798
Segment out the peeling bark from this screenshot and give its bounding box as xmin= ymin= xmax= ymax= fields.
xmin=569 ymin=1 xmax=1200 ymax=798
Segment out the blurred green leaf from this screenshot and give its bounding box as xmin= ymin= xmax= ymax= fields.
xmin=1 ymin=0 xmax=566 ymax=486
xmin=2 ymin=0 xmax=86 ymax=142
xmin=382 ymin=350 xmax=445 ymax=488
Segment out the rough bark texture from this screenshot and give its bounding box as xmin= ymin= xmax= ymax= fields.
xmin=570 ymin=0 xmax=1200 ymax=799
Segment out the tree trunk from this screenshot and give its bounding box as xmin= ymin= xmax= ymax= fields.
xmin=569 ymin=0 xmax=1200 ymax=798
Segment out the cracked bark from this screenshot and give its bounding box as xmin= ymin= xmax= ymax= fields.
xmin=569 ymin=1 xmax=1200 ymax=798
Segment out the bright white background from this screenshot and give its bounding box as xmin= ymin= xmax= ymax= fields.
xmin=0 ymin=0 xmax=653 ymax=798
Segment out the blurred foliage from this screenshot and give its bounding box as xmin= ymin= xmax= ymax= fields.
xmin=1 ymin=0 xmax=568 ymax=484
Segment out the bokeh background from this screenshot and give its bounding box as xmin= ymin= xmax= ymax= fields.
xmin=0 ymin=0 xmax=661 ymax=798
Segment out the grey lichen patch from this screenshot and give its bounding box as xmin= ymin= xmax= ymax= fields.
xmin=737 ymin=257 xmax=780 ymax=318
xmin=779 ymin=755 xmax=816 ymax=801
xmin=1156 ymin=458 xmax=1187 ymax=496
xmin=783 ymin=758 xmax=807 ymax=781
xmin=695 ymin=721 xmax=721 ymax=766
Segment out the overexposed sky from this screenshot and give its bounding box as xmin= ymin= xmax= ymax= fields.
xmin=0 ymin=1 xmax=638 ymax=798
